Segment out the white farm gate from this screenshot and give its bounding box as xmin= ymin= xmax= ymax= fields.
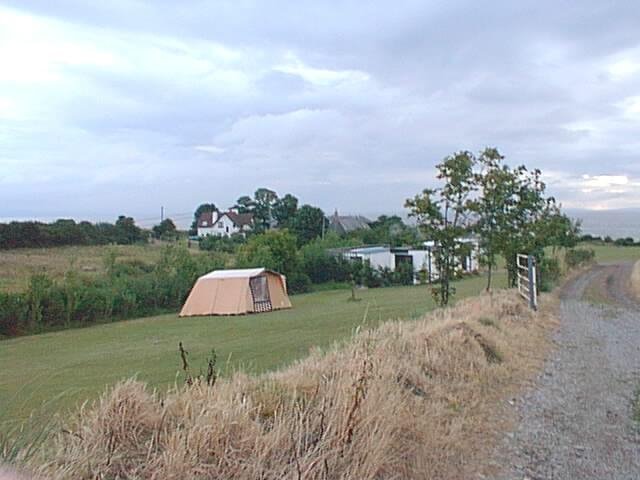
xmin=516 ymin=254 xmax=537 ymax=311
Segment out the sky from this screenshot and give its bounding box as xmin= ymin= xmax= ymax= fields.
xmin=1 ymin=1 xmax=639 ymax=227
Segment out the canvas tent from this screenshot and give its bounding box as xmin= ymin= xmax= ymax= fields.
xmin=179 ymin=268 xmax=292 ymax=317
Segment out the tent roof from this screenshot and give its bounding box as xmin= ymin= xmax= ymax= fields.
xmin=201 ymin=268 xmax=268 ymax=279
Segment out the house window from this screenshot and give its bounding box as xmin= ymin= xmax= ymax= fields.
xmin=226 ymin=226 xmax=229 ymax=233
xmin=218 ymin=223 xmax=224 ymax=229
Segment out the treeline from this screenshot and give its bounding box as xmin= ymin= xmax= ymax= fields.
xmin=0 ymin=247 xmax=224 ymax=337
xmin=0 ymin=216 xmax=147 ymax=249
xmin=580 ymin=234 xmax=640 ymax=247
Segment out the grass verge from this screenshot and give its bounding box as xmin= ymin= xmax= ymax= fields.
xmin=26 ymin=289 xmax=555 ymax=479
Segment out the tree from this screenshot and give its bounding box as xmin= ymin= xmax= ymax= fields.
xmin=469 ymin=147 xmax=515 ymax=291
xmin=234 ymin=196 xmax=255 ymax=214
xmin=152 ymin=218 xmax=178 ymax=240
xmin=236 ymin=229 xmax=299 ymax=277
xmin=290 ymin=205 xmax=325 ymax=245
xmin=190 ymin=203 xmax=217 ymax=235
xmin=272 ymin=193 xmax=299 ymax=228
xmin=114 ymin=216 xmax=146 ymax=245
xmin=406 ymin=151 xmax=476 ymax=306
xmin=253 ymin=188 xmax=279 ymax=232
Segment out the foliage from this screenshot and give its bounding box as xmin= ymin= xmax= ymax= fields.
xmin=0 ymin=246 xmax=225 ymax=337
xmin=564 ymin=248 xmax=596 ymax=269
xmin=237 ymin=229 xmax=299 ymax=278
xmin=272 ymin=193 xmax=299 ymax=228
xmin=290 ymin=204 xmax=326 ymax=245
xmin=190 ymin=203 xmax=217 ymax=235
xmin=538 ymin=257 xmax=561 ymax=292
xmin=348 ymin=215 xmax=420 ymax=247
xmin=406 ymin=151 xmax=476 ymax=306
xmin=152 ymin=218 xmax=178 ymax=241
xmin=299 ymin=242 xmax=352 ymax=284
xmin=0 ymin=217 xmax=147 ymax=249
xmin=198 ymin=233 xmax=245 ymax=253
xmin=252 ymin=188 xmax=279 ymax=232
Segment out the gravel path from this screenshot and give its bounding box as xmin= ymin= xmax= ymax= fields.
xmin=493 ymin=263 xmax=640 ymax=479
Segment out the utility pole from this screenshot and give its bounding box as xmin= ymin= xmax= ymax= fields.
xmin=160 ymin=206 xmax=164 ymax=223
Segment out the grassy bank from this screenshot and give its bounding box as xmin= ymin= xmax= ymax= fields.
xmin=0 ymin=273 xmax=505 ymax=422
xmin=29 ymin=289 xmax=554 ymax=479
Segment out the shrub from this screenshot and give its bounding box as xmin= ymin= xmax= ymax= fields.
xmin=564 ymin=248 xmax=595 ymax=269
xmin=538 ymin=257 xmax=561 ymax=292
xmin=286 ymin=271 xmax=312 ymax=294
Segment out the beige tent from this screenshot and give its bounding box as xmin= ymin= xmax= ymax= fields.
xmin=179 ymin=268 xmax=292 ymax=317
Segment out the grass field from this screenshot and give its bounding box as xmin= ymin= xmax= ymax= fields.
xmin=0 ymin=273 xmax=505 ymax=421
xmin=0 ymin=243 xmax=195 ymax=292
xmin=580 ymin=242 xmax=640 ymax=263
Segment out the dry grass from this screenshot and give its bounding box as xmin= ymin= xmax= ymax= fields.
xmin=0 ymin=244 xmax=201 ymax=292
xmin=30 ymin=291 xmax=555 ymax=480
xmin=631 ymin=261 xmax=640 ymax=301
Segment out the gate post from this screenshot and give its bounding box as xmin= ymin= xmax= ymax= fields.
xmin=527 ymin=255 xmax=537 ymax=311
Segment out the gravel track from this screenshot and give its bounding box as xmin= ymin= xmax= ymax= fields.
xmin=493 ymin=263 xmax=640 ymax=479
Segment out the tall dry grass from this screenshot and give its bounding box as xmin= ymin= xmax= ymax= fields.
xmin=31 ymin=291 xmax=555 ymax=479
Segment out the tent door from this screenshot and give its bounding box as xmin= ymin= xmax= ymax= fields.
xmin=250 ymin=275 xmax=272 ymax=312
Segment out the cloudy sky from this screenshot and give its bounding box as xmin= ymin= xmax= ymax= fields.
xmin=1 ymin=1 xmax=639 ymax=226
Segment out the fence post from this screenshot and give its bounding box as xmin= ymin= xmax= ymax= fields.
xmin=527 ymin=255 xmax=537 ymax=311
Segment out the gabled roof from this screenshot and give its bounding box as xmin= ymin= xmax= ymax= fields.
xmin=197 ymin=210 xmax=216 ymax=227
xmin=226 ymin=211 xmax=254 ymax=227
xmin=329 ymin=210 xmax=371 ymax=234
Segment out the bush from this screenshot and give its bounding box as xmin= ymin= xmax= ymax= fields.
xmin=199 ymin=234 xmax=245 ymax=253
xmin=564 ymin=248 xmax=595 ymax=269
xmin=286 ymin=272 xmax=312 ymax=294
xmin=299 ymin=243 xmax=352 ymax=284
xmin=538 ymin=257 xmax=561 ymax=292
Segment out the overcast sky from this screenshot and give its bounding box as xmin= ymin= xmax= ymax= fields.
xmin=1 ymin=1 xmax=639 ymax=226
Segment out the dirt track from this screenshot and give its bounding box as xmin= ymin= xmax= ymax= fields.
xmin=493 ymin=263 xmax=640 ymax=479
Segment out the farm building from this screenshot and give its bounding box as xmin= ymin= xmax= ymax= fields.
xmin=197 ymin=210 xmax=254 ymax=237
xmin=329 ymin=209 xmax=371 ymax=235
xmin=179 ymin=268 xmax=291 ymax=316
xmin=336 ymin=238 xmax=479 ymax=283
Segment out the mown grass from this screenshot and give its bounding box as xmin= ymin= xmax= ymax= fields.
xmin=0 ymin=273 xmax=505 ymax=422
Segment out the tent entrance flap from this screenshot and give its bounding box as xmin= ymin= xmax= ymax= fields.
xmin=250 ymin=275 xmax=272 ymax=312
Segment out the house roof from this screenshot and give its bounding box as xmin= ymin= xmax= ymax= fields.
xmin=197 ymin=210 xmax=254 ymax=228
xmin=197 ymin=211 xmax=216 ymax=227
xmin=329 ymin=210 xmax=371 ymax=233
xmin=226 ymin=211 xmax=254 ymax=227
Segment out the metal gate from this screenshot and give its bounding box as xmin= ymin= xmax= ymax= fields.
xmin=516 ymin=254 xmax=537 ymax=311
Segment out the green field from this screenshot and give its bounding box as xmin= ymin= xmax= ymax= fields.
xmin=580 ymin=242 xmax=640 ymax=263
xmin=0 ymin=273 xmax=505 ymax=421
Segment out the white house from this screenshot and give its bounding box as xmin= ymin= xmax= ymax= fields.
xmin=197 ymin=210 xmax=254 ymax=238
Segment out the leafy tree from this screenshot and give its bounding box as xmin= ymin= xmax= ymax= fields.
xmin=114 ymin=216 xmax=146 ymax=245
xmin=234 ymin=196 xmax=255 ymax=214
xmin=236 ymin=229 xmax=298 ymax=277
xmin=152 ymin=218 xmax=178 ymax=240
xmin=469 ymin=147 xmax=515 ymax=290
xmin=406 ymin=151 xmax=476 ymax=306
xmin=190 ymin=203 xmax=217 ymax=235
xmin=290 ymin=205 xmax=325 ymax=245
xmin=272 ymin=193 xmax=299 ymax=228
xmin=253 ymin=188 xmax=279 ymax=232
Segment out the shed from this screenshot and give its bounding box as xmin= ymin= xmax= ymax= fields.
xmin=179 ymin=268 xmax=292 ymax=316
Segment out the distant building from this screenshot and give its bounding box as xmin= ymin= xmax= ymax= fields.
xmin=197 ymin=210 xmax=254 ymax=237
xmin=334 ymin=237 xmax=479 ymax=284
xmin=329 ymin=209 xmax=371 ymax=235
